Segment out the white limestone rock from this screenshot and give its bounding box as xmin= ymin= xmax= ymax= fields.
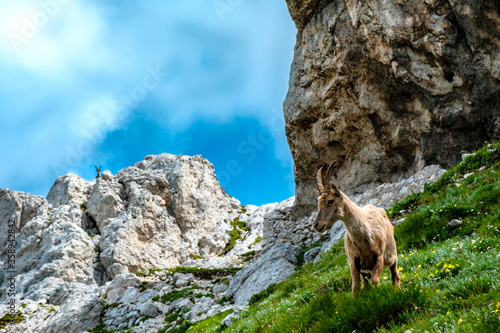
xmin=104 ymin=273 xmax=142 ymax=303
xmin=86 ymin=171 xmax=125 ymax=231
xmin=0 ymin=204 xmax=97 ymax=305
xmin=46 ymin=173 xmax=93 ymax=208
xmin=97 ymin=154 xmax=240 ymax=278
xmin=0 ymin=188 xmax=46 ymax=250
xmin=35 ymin=285 xmax=102 ymax=333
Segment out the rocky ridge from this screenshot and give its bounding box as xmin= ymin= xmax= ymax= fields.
xmin=0 ymin=152 xmax=445 ymax=332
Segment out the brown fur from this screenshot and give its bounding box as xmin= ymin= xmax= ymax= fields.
xmin=314 ymin=179 xmax=400 ymax=295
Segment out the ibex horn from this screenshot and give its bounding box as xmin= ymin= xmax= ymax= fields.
xmin=323 ymin=160 xmax=336 ymax=190
xmin=324 ymin=160 xmax=341 ymax=197
xmin=316 ymin=167 xmax=325 ymax=194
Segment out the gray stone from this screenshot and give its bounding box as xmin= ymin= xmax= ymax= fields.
xmin=105 ymin=273 xmax=141 ymax=303
xmin=119 ymin=287 xmax=140 ymax=304
xmin=303 ymin=247 xmax=322 ymax=262
xmin=98 ymin=154 xmax=240 ymax=277
xmin=226 ymin=243 xmax=300 ymax=305
xmin=222 ymin=316 xmax=236 ymax=328
xmin=86 ymin=173 xmax=125 ymax=232
xmin=212 ymin=283 xmax=229 ymax=294
xmin=0 ymin=200 xmax=97 ymax=304
xmin=137 ymin=289 xmax=159 ymax=303
xmin=35 ymin=285 xmax=102 ymax=333
xmin=393 ymin=218 xmax=407 ymax=226
xmin=137 ymin=301 xmax=161 ymax=318
xmin=170 ymin=298 xmax=194 ymax=311
xmin=107 ymin=263 xmax=129 ymax=278
xmin=448 ymin=219 xmax=462 ymax=227
xmin=173 ymin=273 xmax=194 ymax=288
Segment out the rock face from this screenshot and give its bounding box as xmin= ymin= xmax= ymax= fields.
xmin=284 ymin=0 xmax=500 ymax=216
xmin=91 ymin=154 xmax=241 ymax=278
xmin=226 ymin=243 xmax=300 ymax=305
xmin=0 ymin=190 xmax=98 ymax=305
xmin=0 ymin=153 xmax=242 ymax=331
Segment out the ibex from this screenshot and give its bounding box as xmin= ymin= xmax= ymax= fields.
xmin=95 ymin=166 xmax=102 ymax=179
xmin=314 ymin=161 xmax=400 ymax=295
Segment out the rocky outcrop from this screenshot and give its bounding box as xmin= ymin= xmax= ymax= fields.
xmin=95 ymin=154 xmax=241 ymax=278
xmin=34 ymin=285 xmax=102 ymax=333
xmin=284 ymin=0 xmax=500 ymax=216
xmin=0 ymin=153 xmax=245 ymax=332
xmin=46 ymin=174 xmax=93 ymax=208
xmin=226 ymin=243 xmax=300 ymax=305
xmin=0 ymin=194 xmax=98 ymax=305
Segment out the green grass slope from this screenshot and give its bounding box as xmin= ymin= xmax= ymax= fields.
xmin=188 ymin=142 xmax=500 ymax=333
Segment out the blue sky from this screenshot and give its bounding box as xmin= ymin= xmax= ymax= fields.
xmin=0 ymin=0 xmax=297 ymax=205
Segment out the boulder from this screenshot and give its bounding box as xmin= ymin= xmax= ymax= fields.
xmin=137 ymin=301 xmax=161 ymax=318
xmin=173 ymin=273 xmax=194 ymax=288
xmin=105 ymin=273 xmax=141 ymax=303
xmin=303 ymin=247 xmax=322 ymax=262
xmin=226 ymin=243 xmax=300 ymax=305
xmin=46 ymin=174 xmax=92 ymax=208
xmin=35 ymin=285 xmax=102 ymax=333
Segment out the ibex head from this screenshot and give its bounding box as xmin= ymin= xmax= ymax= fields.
xmin=313 ymin=161 xmax=344 ymax=232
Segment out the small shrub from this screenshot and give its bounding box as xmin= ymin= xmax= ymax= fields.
xmin=251 ymin=237 xmax=263 ymax=246
xmin=241 ymin=250 xmax=255 ymax=257
xmin=218 ymin=295 xmax=235 ymax=305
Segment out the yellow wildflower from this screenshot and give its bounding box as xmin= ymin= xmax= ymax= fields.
xmin=457 ymin=318 xmax=462 ymax=324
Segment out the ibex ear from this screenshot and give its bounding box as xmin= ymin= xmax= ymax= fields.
xmin=330 ymin=182 xmax=341 ymax=197
xmin=313 ymin=189 xmax=320 ymax=195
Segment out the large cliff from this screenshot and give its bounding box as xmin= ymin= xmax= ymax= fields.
xmin=284 ymin=0 xmax=500 ymax=215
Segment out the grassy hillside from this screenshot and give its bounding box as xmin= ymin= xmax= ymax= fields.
xmin=188 ymin=142 xmax=500 ymax=333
